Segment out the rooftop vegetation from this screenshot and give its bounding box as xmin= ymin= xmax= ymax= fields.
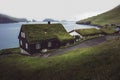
xmin=100 ymin=27 xmax=116 ymax=34
xmin=76 ymin=28 xmax=102 ymax=36
xmin=22 ymin=24 xmax=73 ymax=43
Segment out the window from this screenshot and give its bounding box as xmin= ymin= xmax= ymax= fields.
xmin=48 ymin=42 xmax=52 ymax=47
xmin=26 ymin=43 xmax=28 ymax=49
xmin=20 ymin=40 xmax=22 ymax=46
xmin=21 ymin=32 xmax=25 ymax=38
xmin=36 ymin=43 xmax=41 ymax=49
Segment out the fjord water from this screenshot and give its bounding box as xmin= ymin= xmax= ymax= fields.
xmin=0 ymin=22 xmax=98 ymax=50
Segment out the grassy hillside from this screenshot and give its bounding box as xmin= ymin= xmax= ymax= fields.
xmin=0 ymin=38 xmax=120 ymax=80
xmin=76 ymin=5 xmax=120 ymax=26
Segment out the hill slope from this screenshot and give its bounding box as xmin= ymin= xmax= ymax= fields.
xmin=76 ymin=5 xmax=120 ymax=26
xmin=0 ymin=38 xmax=120 ymax=80
xmin=0 ymin=14 xmax=27 ymax=23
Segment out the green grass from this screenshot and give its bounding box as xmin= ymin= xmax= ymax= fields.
xmin=100 ymin=27 xmax=116 ymax=34
xmin=76 ymin=28 xmax=102 ymax=36
xmin=0 ymin=39 xmax=120 ymax=80
xmin=0 ymin=47 xmax=20 ymax=55
xmin=77 ymin=5 xmax=120 ymax=26
xmin=75 ymin=27 xmax=116 ymax=35
xmin=22 ymin=24 xmax=73 ymax=43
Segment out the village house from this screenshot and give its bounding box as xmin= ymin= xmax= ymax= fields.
xmin=69 ymin=28 xmax=103 ymax=41
xmin=18 ymin=22 xmax=74 ymax=55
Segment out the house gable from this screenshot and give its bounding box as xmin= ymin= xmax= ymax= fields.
xmin=69 ymin=30 xmax=83 ymax=38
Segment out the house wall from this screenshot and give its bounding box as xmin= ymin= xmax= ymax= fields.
xmin=60 ymin=39 xmax=74 ymax=46
xmin=28 ymin=38 xmax=61 ymax=54
xmin=19 ymin=38 xmax=30 ymax=54
xmin=20 ymin=48 xmax=30 ymax=55
xmin=18 ymin=27 xmax=31 ymax=54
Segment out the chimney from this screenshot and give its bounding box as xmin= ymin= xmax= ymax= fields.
xmin=48 ymin=21 xmax=51 ymax=24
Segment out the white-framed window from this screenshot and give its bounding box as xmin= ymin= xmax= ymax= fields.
xmin=21 ymin=32 xmax=25 ymax=38
xmin=26 ymin=43 xmax=28 ymax=49
xmin=20 ymin=40 xmax=22 ymax=46
xmin=48 ymin=42 xmax=52 ymax=47
xmin=36 ymin=43 xmax=41 ymax=49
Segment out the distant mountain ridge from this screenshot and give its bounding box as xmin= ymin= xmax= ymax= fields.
xmin=43 ymin=18 xmax=59 ymax=22
xmin=76 ymin=5 xmax=120 ymax=26
xmin=0 ymin=13 xmax=28 ymax=23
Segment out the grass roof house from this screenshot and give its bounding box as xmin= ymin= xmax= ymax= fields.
xmin=75 ymin=28 xmax=102 ymax=36
xmin=69 ymin=28 xmax=104 ymax=41
xmin=18 ymin=22 xmax=74 ymax=55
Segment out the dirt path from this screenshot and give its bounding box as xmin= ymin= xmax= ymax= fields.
xmin=34 ymin=37 xmax=106 ymax=57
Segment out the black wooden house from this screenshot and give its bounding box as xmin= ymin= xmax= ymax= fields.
xmin=18 ymin=23 xmax=74 ymax=55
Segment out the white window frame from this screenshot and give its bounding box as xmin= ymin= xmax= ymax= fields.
xmin=36 ymin=43 xmax=41 ymax=49
xmin=48 ymin=42 xmax=52 ymax=47
xmin=20 ymin=40 xmax=22 ymax=46
xmin=21 ymin=32 xmax=25 ymax=38
xmin=26 ymin=43 xmax=28 ymax=49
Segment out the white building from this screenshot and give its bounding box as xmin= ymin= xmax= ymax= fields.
xmin=69 ymin=30 xmax=83 ymax=41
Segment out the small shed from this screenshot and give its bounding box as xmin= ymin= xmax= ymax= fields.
xmin=69 ymin=30 xmax=83 ymax=41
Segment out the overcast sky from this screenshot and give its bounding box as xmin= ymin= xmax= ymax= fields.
xmin=0 ymin=0 xmax=120 ymax=21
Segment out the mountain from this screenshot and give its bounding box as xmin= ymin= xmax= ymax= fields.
xmin=0 ymin=14 xmax=28 ymax=23
xmin=61 ymin=20 xmax=68 ymax=22
xmin=76 ymin=5 xmax=120 ymax=27
xmin=32 ymin=19 xmax=37 ymax=22
xmin=43 ymin=18 xmax=59 ymax=22
xmin=15 ymin=18 xmax=28 ymax=22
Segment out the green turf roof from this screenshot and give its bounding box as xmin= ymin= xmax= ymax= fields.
xmin=76 ymin=28 xmax=102 ymax=36
xmin=22 ymin=24 xmax=73 ymax=43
